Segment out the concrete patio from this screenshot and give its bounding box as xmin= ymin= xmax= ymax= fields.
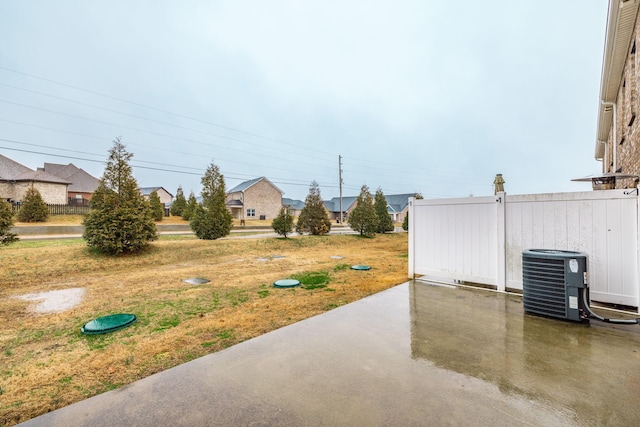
xmin=19 ymin=280 xmax=640 ymax=426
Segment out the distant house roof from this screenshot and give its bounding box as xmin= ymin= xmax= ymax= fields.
xmin=0 ymin=154 xmax=33 ymax=180
xmin=282 ymin=197 xmax=305 ymax=210
xmin=228 ymin=177 xmax=284 ymax=194
xmin=0 ymin=155 xmax=70 ymax=185
xmin=139 ymin=187 xmax=174 ymax=198
xmin=323 ymin=196 xmax=357 ymax=212
xmin=323 ymin=194 xmax=416 ymax=213
xmin=384 ymin=193 xmax=416 ymax=213
xmin=39 ymin=163 xmax=99 ymax=193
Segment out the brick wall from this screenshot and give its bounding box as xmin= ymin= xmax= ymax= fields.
xmin=0 ymin=182 xmax=67 ymax=204
xmin=243 ymin=180 xmax=282 ymax=220
xmin=607 ymin=19 xmax=640 ymax=189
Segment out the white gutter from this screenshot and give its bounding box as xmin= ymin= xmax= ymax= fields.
xmin=594 ymin=0 xmax=640 ymax=161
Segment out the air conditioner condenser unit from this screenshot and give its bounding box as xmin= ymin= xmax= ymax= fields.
xmin=522 ymin=249 xmax=589 ymax=323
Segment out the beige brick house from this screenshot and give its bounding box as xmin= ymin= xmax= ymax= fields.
xmin=227 ymin=177 xmax=283 ymax=221
xmin=39 ymin=162 xmax=100 ymax=205
xmin=0 ymin=155 xmax=69 ymax=204
xmin=595 ymin=0 xmax=640 ymax=188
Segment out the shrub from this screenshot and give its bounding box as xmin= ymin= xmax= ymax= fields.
xmin=374 ymin=187 xmax=394 ymax=233
xmin=296 ymin=181 xmax=331 ymax=235
xmin=170 ymin=185 xmax=187 ymax=217
xmin=83 ymin=138 xmax=157 ymax=254
xmin=182 ymin=192 xmax=198 ymax=221
xmin=272 ymin=207 xmax=294 ymax=238
xmin=17 ymin=187 xmax=48 ymax=223
xmin=190 ymin=162 xmax=232 ymax=240
xmin=0 ymin=199 xmax=18 ymax=245
xmin=348 ymin=185 xmax=378 ymax=237
xmin=148 ymin=190 xmax=164 ymax=221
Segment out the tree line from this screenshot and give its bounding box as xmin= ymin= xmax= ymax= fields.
xmin=0 ymin=137 xmax=413 ymax=251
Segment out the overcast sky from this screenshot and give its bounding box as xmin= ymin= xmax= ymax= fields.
xmin=0 ymin=1 xmax=609 ymax=201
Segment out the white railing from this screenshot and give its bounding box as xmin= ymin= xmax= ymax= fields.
xmin=408 ymin=189 xmax=640 ymax=310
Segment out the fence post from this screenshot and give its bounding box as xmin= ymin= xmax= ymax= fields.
xmin=408 ymin=197 xmax=415 ymax=279
xmin=496 ymin=192 xmax=506 ymax=292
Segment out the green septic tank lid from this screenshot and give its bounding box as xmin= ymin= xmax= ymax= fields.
xmin=81 ymin=313 xmax=137 ymax=335
xmin=351 ymin=265 xmax=371 ymax=271
xmin=273 ymin=279 xmax=301 ymax=288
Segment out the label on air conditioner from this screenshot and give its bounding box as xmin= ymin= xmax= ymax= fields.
xmin=569 ymin=296 xmax=578 ymax=310
xmin=569 ymin=259 xmax=579 ymax=273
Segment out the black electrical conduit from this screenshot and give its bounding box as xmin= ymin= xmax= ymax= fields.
xmin=581 ymin=288 xmax=640 ymax=324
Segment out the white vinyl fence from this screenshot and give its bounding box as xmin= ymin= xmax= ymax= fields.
xmin=408 ymin=189 xmax=640 ymax=310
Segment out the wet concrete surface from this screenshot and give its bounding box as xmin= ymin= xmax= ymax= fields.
xmin=19 ymin=281 xmax=640 ymax=426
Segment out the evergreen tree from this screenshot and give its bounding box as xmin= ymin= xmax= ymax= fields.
xmin=374 ymin=187 xmax=394 ymax=233
xmin=83 ymin=137 xmax=157 ymax=254
xmin=148 ymin=190 xmax=164 ymax=221
xmin=348 ymin=184 xmax=378 ymax=237
xmin=182 ymin=192 xmax=198 ymax=221
xmin=0 ymin=199 xmax=18 ymax=245
xmin=402 ymin=212 xmax=409 ymax=231
xmin=190 ymin=161 xmax=233 ymax=240
xmin=17 ymin=186 xmax=49 ymax=223
xmin=296 ymin=181 xmax=331 ymax=235
xmin=170 ymin=185 xmax=187 ymax=217
xmin=272 ymin=206 xmax=294 ymax=238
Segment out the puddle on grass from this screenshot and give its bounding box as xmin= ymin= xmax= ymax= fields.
xmin=183 ymin=278 xmax=211 ymax=285
xmin=16 ymin=288 xmax=86 ymax=314
xmin=256 ymin=255 xmax=286 ymax=262
xmin=330 ymin=256 xmax=344 ymax=259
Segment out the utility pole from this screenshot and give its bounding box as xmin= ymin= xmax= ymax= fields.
xmin=339 ymin=155 xmax=343 ymax=224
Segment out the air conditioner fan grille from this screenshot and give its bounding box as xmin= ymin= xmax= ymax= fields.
xmin=523 ymin=256 xmax=566 ymax=318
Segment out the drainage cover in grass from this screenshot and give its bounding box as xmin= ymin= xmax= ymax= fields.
xmin=351 ymin=265 xmax=371 ymax=271
xmin=81 ymin=314 xmax=137 ymax=335
xmin=183 ymin=277 xmax=211 ymax=285
xmin=273 ymin=279 xmax=301 ymax=288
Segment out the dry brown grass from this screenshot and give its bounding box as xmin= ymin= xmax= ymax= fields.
xmin=0 ymin=232 xmax=408 ymax=426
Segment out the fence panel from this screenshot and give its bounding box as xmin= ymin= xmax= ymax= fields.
xmin=504 ymin=190 xmax=638 ymax=307
xmin=12 ymin=204 xmax=91 ymax=216
xmin=410 ymin=189 xmax=640 ymax=309
xmin=411 ymin=196 xmax=499 ymax=287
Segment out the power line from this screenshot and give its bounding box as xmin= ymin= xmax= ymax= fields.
xmin=0 ymin=82 xmax=337 ymax=163
xmin=0 ymin=140 xmax=339 ymax=189
xmin=0 ymin=98 xmax=337 ymax=174
xmin=0 ymin=66 xmax=336 ymax=157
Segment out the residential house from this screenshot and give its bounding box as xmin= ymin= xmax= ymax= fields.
xmin=0 ymin=154 xmax=69 ymax=204
xmin=139 ymin=187 xmax=174 ymax=206
xmin=324 ymin=196 xmax=357 ymax=223
xmin=38 ymin=162 xmax=100 ymax=205
xmin=324 ymin=193 xmax=416 ymax=224
xmin=384 ymin=193 xmax=416 ymax=223
xmin=282 ymin=197 xmax=305 ymax=218
xmin=595 ymin=0 xmax=640 ymax=188
xmin=226 ymin=177 xmax=283 ymax=221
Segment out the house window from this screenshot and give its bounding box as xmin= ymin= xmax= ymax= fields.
xmin=247 ymin=208 xmax=256 ymax=217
